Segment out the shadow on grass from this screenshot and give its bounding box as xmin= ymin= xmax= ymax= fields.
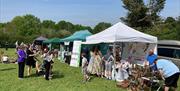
xmin=52 ymin=70 xmax=64 ymax=79
xmin=24 ymin=73 xmax=39 ymax=78
xmin=23 ymin=70 xmax=64 ymax=79
xmin=0 ymin=68 xmax=16 ymax=71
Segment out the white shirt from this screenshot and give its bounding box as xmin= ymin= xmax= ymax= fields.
xmin=82 ymin=57 xmax=88 ymax=68
xmin=42 ymin=53 xmax=53 ymax=62
xmin=2 ymin=56 xmax=8 ymax=62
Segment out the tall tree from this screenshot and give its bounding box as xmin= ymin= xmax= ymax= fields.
xmin=121 ymin=0 xmax=165 ymax=28
xmin=10 ymin=14 xmax=41 ymax=36
xmin=93 ymin=22 xmax=112 ymax=34
xmin=147 ymin=0 xmax=165 ymax=23
xmin=121 ymin=0 xmax=150 ymax=27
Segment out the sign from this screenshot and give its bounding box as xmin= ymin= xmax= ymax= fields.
xmin=58 ymin=44 xmax=65 ymax=62
xmin=70 ymin=41 xmax=82 ymax=67
xmin=64 ymin=42 xmax=70 ymax=45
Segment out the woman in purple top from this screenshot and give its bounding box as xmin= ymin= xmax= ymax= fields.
xmin=17 ymin=46 xmax=26 ymax=79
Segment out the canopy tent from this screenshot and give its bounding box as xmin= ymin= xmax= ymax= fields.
xmin=60 ymin=30 xmax=92 ymax=42
xmin=34 ymin=36 xmax=48 ymax=45
xmin=43 ymin=38 xmax=61 ymax=44
xmin=85 ymin=22 xmax=157 ymax=44
xmin=59 ymin=30 xmax=91 ymax=66
xmin=84 ymin=22 xmax=158 ymax=65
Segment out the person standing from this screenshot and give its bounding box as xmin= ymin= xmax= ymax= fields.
xmin=17 ymin=46 xmax=26 ymax=79
xmin=87 ymin=50 xmax=95 ymax=74
xmin=26 ymin=46 xmax=36 ymax=76
xmin=81 ymin=53 xmax=90 ymax=82
xmin=93 ymin=46 xmax=102 ymax=77
xmin=103 ymin=47 xmax=113 ymax=79
xmin=154 ymin=59 xmax=180 ymax=91
xmin=146 ymin=49 xmax=158 ymax=71
xmin=42 ymin=48 xmax=52 ymax=80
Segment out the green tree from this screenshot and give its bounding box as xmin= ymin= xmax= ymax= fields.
xmin=148 ymin=0 xmax=165 ymax=23
xmin=165 ymin=17 xmax=175 ymax=23
xmin=93 ymin=22 xmax=112 ymax=34
xmin=175 ymin=16 xmax=180 ymax=40
xmin=121 ymin=0 xmax=165 ymax=28
xmin=10 ymin=14 xmax=41 ymax=36
xmin=41 ymin=20 xmax=56 ymax=29
xmin=121 ymin=0 xmax=149 ymax=27
xmin=56 ymin=21 xmax=74 ymax=32
xmin=73 ymin=24 xmax=92 ymax=31
xmin=22 ymin=14 xmax=41 ymax=35
xmin=176 ymin=23 xmax=180 ymax=40
xmin=0 ymin=23 xmax=6 ymax=30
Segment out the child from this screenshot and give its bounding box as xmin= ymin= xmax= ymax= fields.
xmin=42 ymin=48 xmax=52 ymax=80
xmin=81 ymin=53 xmax=90 ymax=82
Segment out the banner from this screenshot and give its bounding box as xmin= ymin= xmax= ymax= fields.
xmin=122 ymin=42 xmax=156 ymax=64
xmin=58 ymin=44 xmax=65 ymax=62
xmin=70 ymin=41 xmax=82 ymax=67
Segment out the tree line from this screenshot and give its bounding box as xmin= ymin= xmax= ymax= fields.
xmin=0 ymin=14 xmax=111 ymax=47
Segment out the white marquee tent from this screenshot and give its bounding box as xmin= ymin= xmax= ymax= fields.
xmin=84 ymin=22 xmax=158 ymax=64
xmin=84 ymin=22 xmax=158 ymax=81
xmin=86 ymin=22 xmax=157 ymax=44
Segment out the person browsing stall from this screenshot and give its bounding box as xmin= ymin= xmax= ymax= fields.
xmin=81 ymin=52 xmax=90 ymax=82
xmin=146 ymin=49 xmax=158 ymax=70
xmin=103 ymin=47 xmax=113 ymax=80
xmin=154 ymin=59 xmax=180 ymax=91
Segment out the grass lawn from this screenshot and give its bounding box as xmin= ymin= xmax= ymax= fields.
xmin=0 ymin=48 xmax=123 ymax=91
xmin=0 ymin=48 xmax=180 ymax=91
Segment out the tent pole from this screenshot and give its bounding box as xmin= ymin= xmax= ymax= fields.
xmin=113 ymin=42 xmax=116 ymax=62
xmin=121 ymin=42 xmax=123 ymax=61
xmin=50 ymin=43 xmax=52 ymax=50
xmin=41 ymin=41 xmax=43 ymax=50
xmin=113 ymin=42 xmax=116 ymax=80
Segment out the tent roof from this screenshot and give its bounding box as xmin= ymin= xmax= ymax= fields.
xmin=86 ymin=22 xmax=157 ymax=44
xmin=43 ymin=38 xmax=61 ymax=44
xmin=60 ymin=30 xmax=92 ymax=42
xmin=35 ymin=36 xmax=48 ymax=41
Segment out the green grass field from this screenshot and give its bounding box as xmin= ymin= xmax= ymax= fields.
xmin=0 ymin=48 xmax=122 ymax=91
xmin=0 ymin=48 xmax=179 ymax=91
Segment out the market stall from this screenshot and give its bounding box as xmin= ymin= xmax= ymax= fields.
xmin=59 ymin=30 xmax=92 ymax=67
xmin=43 ymin=37 xmax=61 ymax=50
xmin=33 ymin=36 xmax=48 ymax=51
xmin=84 ymin=22 xmax=159 ymax=90
xmin=34 ymin=36 xmax=48 ymax=45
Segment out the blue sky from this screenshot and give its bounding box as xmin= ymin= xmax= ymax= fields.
xmin=0 ymin=0 xmax=180 ymax=27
